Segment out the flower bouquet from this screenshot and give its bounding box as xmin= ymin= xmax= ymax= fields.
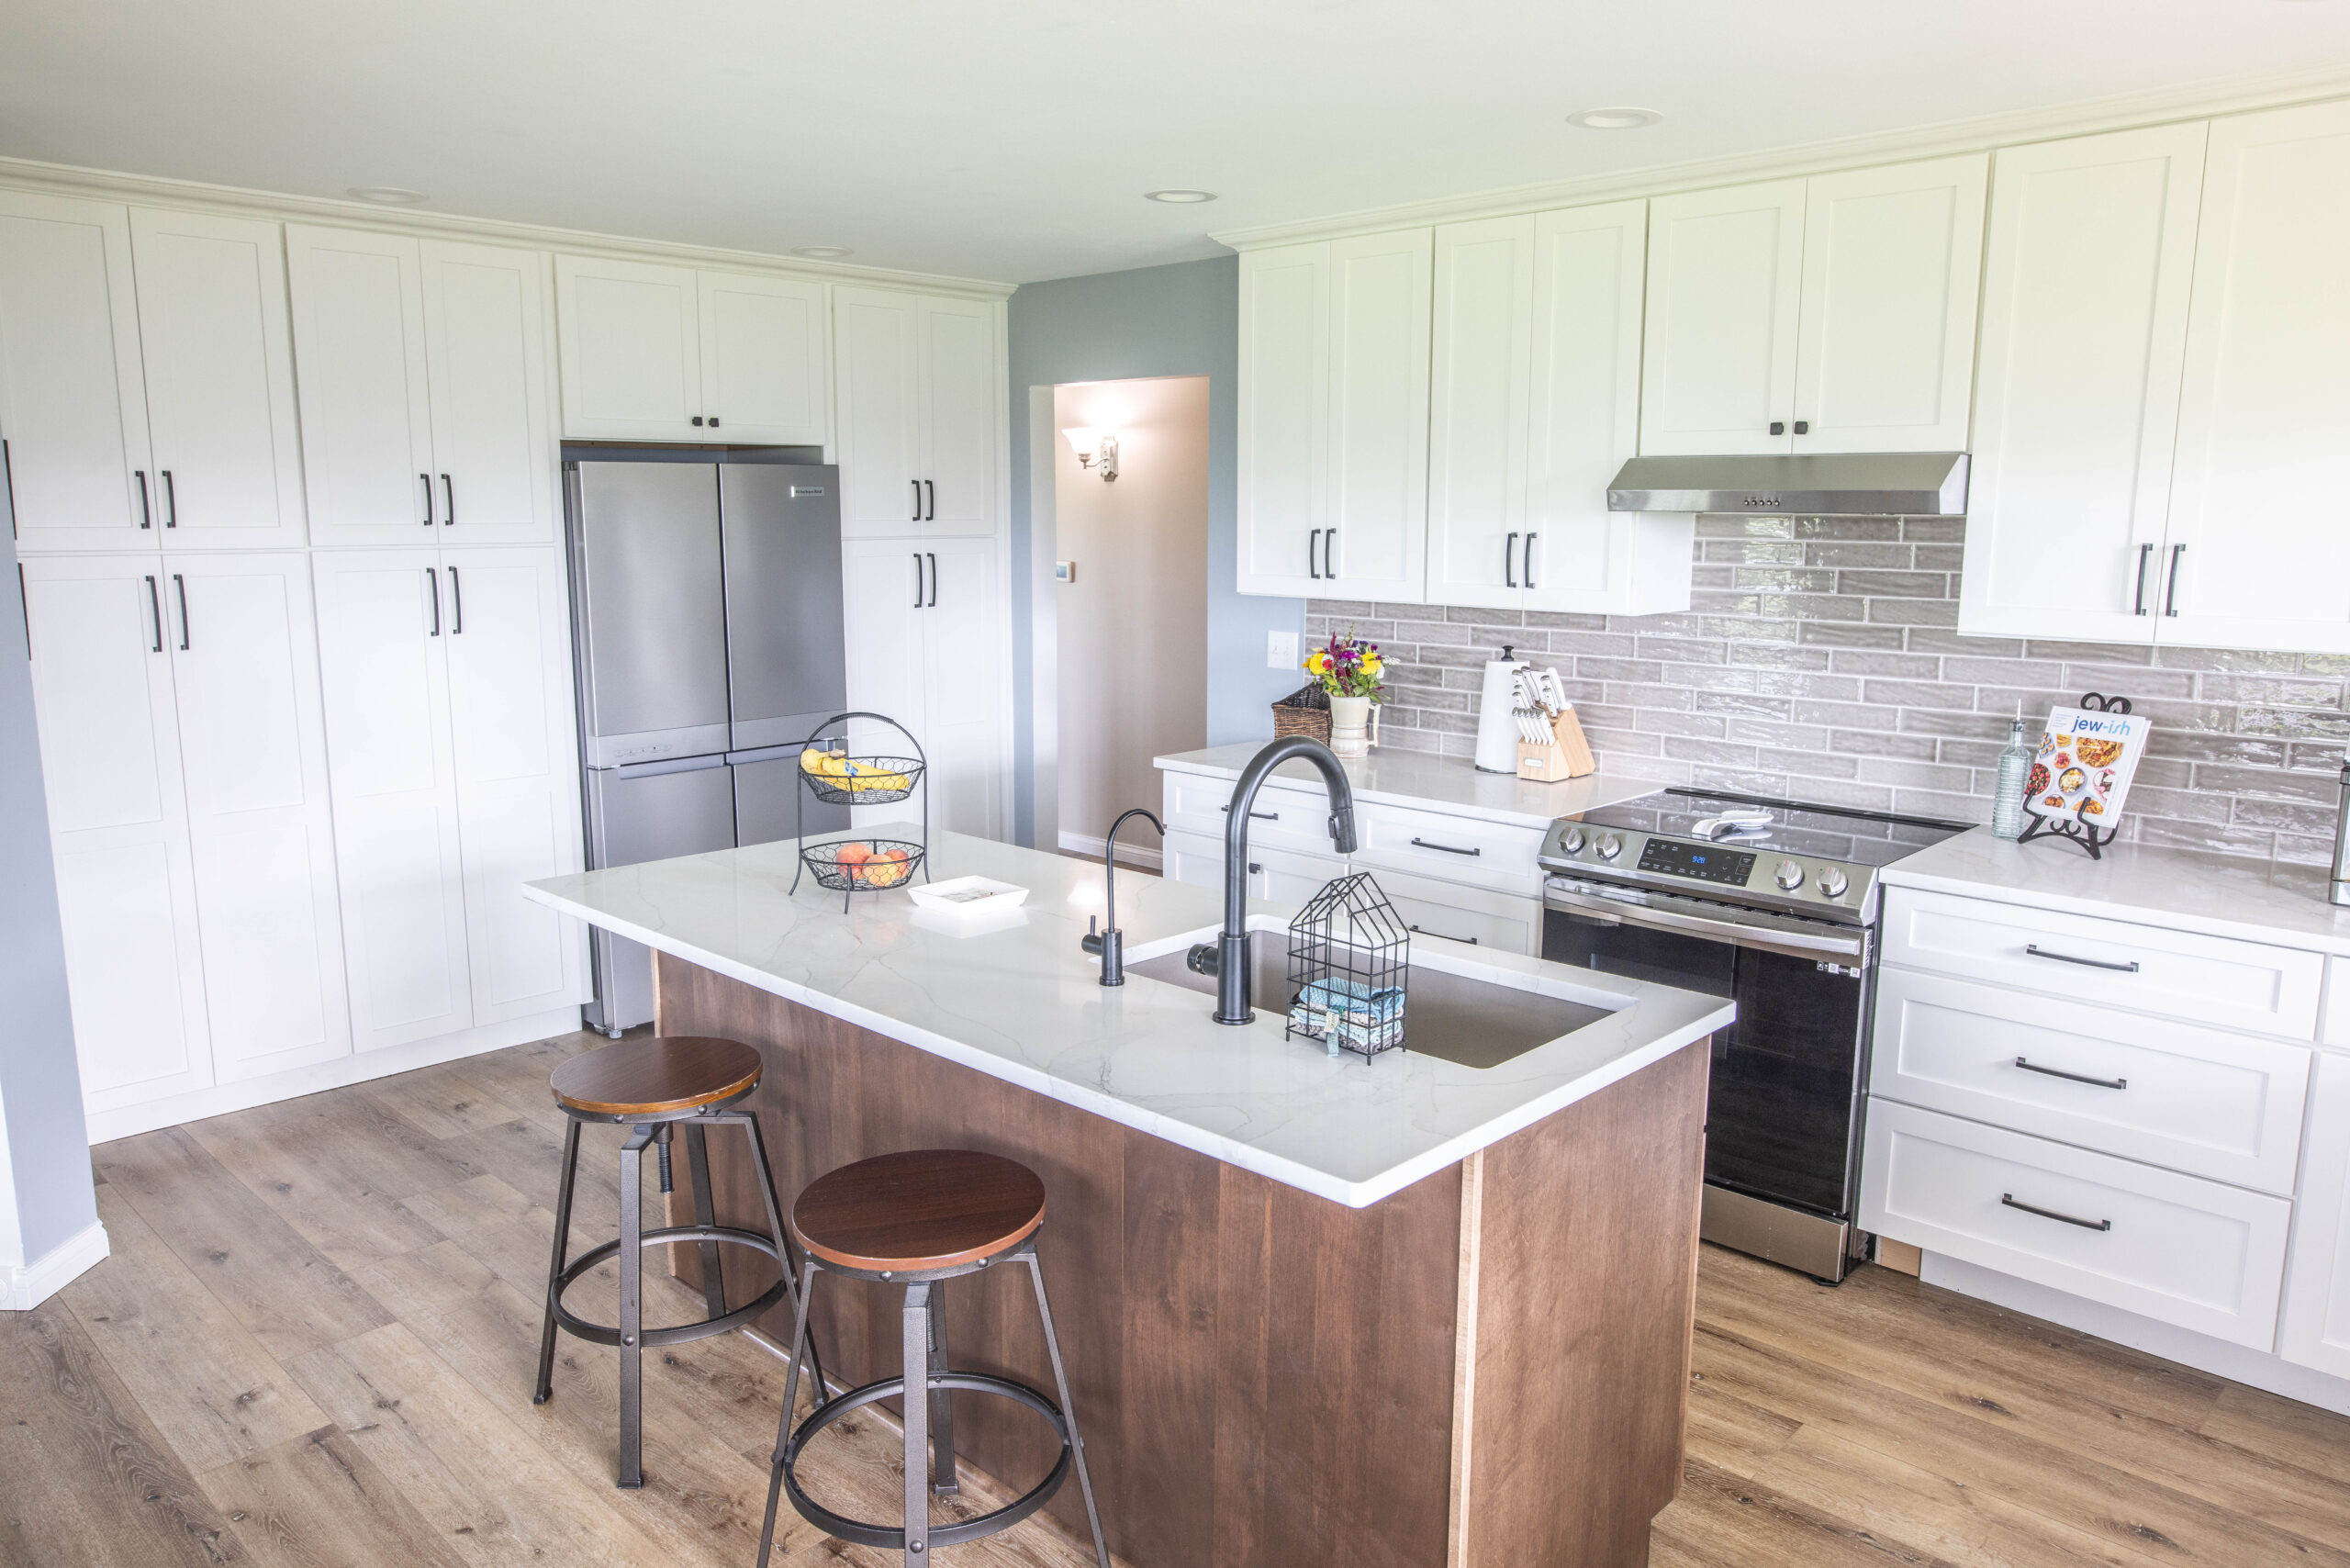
xmin=1304 ymin=632 xmax=1384 ymax=756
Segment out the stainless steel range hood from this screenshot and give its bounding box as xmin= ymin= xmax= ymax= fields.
xmin=1606 ymin=452 xmax=1969 ymax=517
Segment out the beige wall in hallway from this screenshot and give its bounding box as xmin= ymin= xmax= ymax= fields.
xmin=1052 ymin=375 xmax=1210 ymax=855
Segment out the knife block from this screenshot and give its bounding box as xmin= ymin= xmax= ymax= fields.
xmin=1517 ymin=705 xmax=1595 ymax=782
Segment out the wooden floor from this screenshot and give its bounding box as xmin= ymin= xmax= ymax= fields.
xmin=6 ymin=1032 xmax=2348 ymax=1568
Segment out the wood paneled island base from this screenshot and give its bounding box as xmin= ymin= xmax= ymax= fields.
xmin=659 ymin=953 xmax=1709 ymax=1568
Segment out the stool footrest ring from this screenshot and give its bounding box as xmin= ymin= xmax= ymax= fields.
xmin=550 ymin=1225 xmax=786 ymax=1348
xmin=778 ymin=1372 xmax=1073 ymax=1550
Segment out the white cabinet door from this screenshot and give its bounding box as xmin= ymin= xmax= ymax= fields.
xmin=554 ymin=254 xmax=703 ymax=441
xmin=2281 ymin=1050 xmax=2350 ymax=1380
xmin=834 ymin=287 xmax=923 ymax=538
xmin=163 ymin=553 xmax=352 ymax=1080
xmin=918 ymin=536 xmax=1003 ymax=840
xmin=842 ymin=539 xmax=929 ymax=827
xmin=310 ymin=551 xmax=472 ymax=1051
xmin=442 ymin=547 xmax=587 ymax=1022
xmin=699 ymin=270 xmax=829 ymax=447
xmin=20 ymin=556 xmax=212 ymax=1112
xmin=1236 ymin=241 xmax=1328 ymax=596
xmin=421 ymin=240 xmax=557 ymax=544
xmin=129 ymin=208 xmax=306 ymax=548
xmin=1960 ymin=124 xmax=2207 ymax=642
xmin=1524 ymin=201 xmax=1671 ymax=615
xmin=0 ymin=193 xmax=153 ymax=551
xmin=2161 ymin=100 xmax=2350 ymax=655
xmin=285 ymin=226 xmax=436 ymax=543
xmin=1426 ymin=216 xmax=1533 ymax=610
xmin=1792 ymin=155 xmax=1986 ymax=454
xmin=1321 ymin=230 xmax=1430 ymax=601
xmin=1639 ymin=180 xmax=1807 ymax=456
xmin=917 ymin=295 xmax=997 ymax=536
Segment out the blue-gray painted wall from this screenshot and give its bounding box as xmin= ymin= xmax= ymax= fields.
xmin=1006 ymin=255 xmax=1303 ymax=846
xmin=0 ymin=535 xmax=99 ymax=1267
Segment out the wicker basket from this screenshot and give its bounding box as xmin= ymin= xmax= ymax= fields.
xmin=1271 ymin=684 xmax=1331 ymax=743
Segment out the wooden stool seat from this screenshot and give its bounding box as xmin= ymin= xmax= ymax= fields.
xmin=549 ymin=1036 xmax=762 ymax=1117
xmin=792 ymin=1149 xmax=1046 ymax=1273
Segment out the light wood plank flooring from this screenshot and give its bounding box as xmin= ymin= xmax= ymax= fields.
xmin=5 ymin=1030 xmax=2347 ymax=1567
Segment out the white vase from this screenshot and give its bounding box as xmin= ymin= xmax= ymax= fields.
xmin=1328 ymin=694 xmax=1373 ymax=758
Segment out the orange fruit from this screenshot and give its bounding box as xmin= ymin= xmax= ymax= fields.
xmin=834 ymin=842 xmax=874 ymax=866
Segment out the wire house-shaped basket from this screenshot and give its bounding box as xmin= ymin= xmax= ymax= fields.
xmin=1285 ymin=873 xmax=1410 ymax=1058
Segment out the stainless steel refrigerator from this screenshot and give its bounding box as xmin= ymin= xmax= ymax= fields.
xmin=564 ymin=455 xmax=847 ymax=1036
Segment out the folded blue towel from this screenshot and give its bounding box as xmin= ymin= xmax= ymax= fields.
xmin=1289 ymin=977 xmax=1406 ymax=1053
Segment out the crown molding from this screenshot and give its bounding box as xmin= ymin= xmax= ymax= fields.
xmin=1210 ymin=63 xmax=2350 ymax=251
xmin=0 ymin=154 xmax=1018 ymax=298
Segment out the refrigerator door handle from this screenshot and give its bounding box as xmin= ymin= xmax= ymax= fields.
xmin=607 ymin=752 xmax=730 ymax=780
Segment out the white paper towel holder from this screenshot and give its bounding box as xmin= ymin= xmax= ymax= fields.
xmin=1474 ymin=645 xmax=1530 ymax=774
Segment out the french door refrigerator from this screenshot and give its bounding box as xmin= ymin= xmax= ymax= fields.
xmin=565 ymin=456 xmax=846 ymax=1035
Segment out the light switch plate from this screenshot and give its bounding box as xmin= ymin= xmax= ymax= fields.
xmin=1054 ymin=561 xmax=1075 ymax=583
xmin=1268 ymin=630 xmax=1299 ymax=671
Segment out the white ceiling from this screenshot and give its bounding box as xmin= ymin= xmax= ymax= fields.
xmin=4 ymin=0 xmax=2348 ymax=285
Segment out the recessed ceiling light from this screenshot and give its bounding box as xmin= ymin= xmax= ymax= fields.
xmin=347 ymin=185 xmax=427 ymax=205
xmin=1566 ymin=107 xmax=1664 ymax=130
xmin=1144 ymin=189 xmax=1218 ymax=204
xmin=793 ymin=245 xmax=852 ymax=260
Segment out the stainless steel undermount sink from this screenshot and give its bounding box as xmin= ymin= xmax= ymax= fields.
xmin=1126 ymin=927 xmax=1614 ymax=1070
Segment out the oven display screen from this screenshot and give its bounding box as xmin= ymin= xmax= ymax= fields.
xmin=1636 ymin=838 xmax=1755 ymax=886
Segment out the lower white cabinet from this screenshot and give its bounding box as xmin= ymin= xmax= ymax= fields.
xmin=842 ymin=537 xmax=1004 ymax=840
xmin=2281 ymin=1051 xmax=2350 ymax=1379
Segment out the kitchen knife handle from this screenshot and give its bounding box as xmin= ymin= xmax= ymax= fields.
xmin=1505 ymin=532 xmax=1518 ymax=588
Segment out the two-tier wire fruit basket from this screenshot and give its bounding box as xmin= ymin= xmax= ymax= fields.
xmin=788 ymin=711 xmax=933 ymax=910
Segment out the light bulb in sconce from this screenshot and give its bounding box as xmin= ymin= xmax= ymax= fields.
xmin=1062 ymin=427 xmax=1120 ymax=482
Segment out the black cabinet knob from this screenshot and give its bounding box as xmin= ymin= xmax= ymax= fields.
xmin=691 ymin=416 xmax=703 ymax=427
xmin=1794 ymin=420 xmax=1809 ymax=434
xmin=709 ymin=416 xmax=720 ymax=428
xmin=1769 ymin=420 xmax=1785 ymax=436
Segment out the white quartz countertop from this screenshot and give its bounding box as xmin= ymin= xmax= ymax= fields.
xmin=1885 ymin=829 xmax=2350 ymax=957
xmin=524 ymin=829 xmax=1730 ymax=1207
xmin=1155 ymin=743 xmax=1667 ymax=831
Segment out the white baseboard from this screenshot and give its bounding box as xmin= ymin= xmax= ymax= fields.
xmin=1921 ymin=1250 xmax=2350 ymax=1418
xmin=1057 ymin=830 xmax=1163 ymax=871
xmin=84 ymin=1005 xmax=583 ymax=1146
xmin=3 ymin=1218 xmax=109 ymax=1311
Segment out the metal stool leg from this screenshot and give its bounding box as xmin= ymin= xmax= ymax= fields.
xmin=926 ymin=1279 xmax=957 ymax=1495
xmin=532 ymin=1118 xmax=582 ymax=1405
xmin=901 ymin=1281 xmax=932 ymax=1566
xmin=681 ymin=1119 xmax=727 ymax=1320
xmin=755 ymin=1257 xmax=820 ymax=1568
xmin=1024 ymin=1249 xmax=1111 ymax=1568
xmin=617 ymin=1124 xmax=655 ymax=1488
xmin=738 ymin=1109 xmax=826 ymax=1396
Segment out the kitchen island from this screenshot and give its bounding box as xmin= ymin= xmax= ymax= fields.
xmin=524 ymin=829 xmax=1731 ymax=1568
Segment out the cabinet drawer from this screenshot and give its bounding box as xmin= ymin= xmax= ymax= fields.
xmin=1882 ymin=888 xmax=2322 ymax=1040
xmin=1349 ymin=799 xmax=1547 ymax=895
xmin=1160 ymin=830 xmax=1542 ymax=956
xmin=1871 ymin=968 xmax=2310 ymax=1193
xmin=1861 ymin=1099 xmax=2289 ymax=1349
xmin=1159 ymin=771 xmax=1348 ymax=858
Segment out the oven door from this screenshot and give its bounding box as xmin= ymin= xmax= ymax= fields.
xmin=1543 ymin=882 xmax=1872 ymax=1221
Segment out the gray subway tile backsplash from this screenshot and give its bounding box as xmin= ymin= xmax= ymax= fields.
xmin=1305 ymin=520 xmax=2350 ymax=868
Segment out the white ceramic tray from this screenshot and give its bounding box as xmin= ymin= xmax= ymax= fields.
xmin=905 ymin=875 xmax=1029 ymax=915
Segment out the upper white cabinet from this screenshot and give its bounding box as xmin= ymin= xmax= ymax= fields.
xmin=288 ymin=227 xmax=556 ymax=544
xmin=1236 ymin=230 xmax=1430 ymax=599
xmin=1640 ymin=157 xmax=1985 ymax=456
xmin=1425 ymin=217 xmax=1533 ymax=610
xmin=554 ymin=255 xmax=830 ymax=446
xmin=833 ymin=286 xmax=1000 ymax=538
xmin=842 ymin=536 xmax=1004 ymax=838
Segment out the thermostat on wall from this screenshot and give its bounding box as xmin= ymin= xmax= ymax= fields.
xmin=1054 ymin=561 xmax=1076 ymax=583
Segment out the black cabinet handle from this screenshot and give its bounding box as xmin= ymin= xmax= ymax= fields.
xmin=1793 ymin=420 xmax=1809 ymax=435
xmin=2165 ymin=543 xmax=2185 ymax=617
xmin=442 ymin=474 xmax=454 ymax=527
xmin=912 ymin=480 xmax=922 ymax=523
xmin=161 ymin=470 xmax=177 ymax=528
xmin=1505 ymin=532 xmax=1518 ymax=588
xmin=1220 ymin=806 xmax=1280 ymax=822
xmin=136 ymin=469 xmax=151 ymax=529
xmin=1411 ymin=836 xmax=1481 ymax=857
xmin=2014 ymin=1056 xmax=2127 ymax=1091
xmin=926 ymin=552 xmax=937 ymax=608
xmin=1308 ymin=528 xmax=1322 ymax=580
xmin=1525 ymin=532 xmax=1539 ymax=591
xmin=2024 ymin=943 xmax=2138 ymax=973
xmin=692 ymin=415 xmax=704 ymax=427
xmin=2132 ymin=543 xmax=2153 ymax=615
xmin=1407 ymin=924 xmax=1479 ymax=946
xmin=1325 ymin=528 xmax=1337 ymax=579
xmin=420 ymin=472 xmax=434 ymax=526
xmin=2002 ymin=1193 xmax=2110 ymax=1233
xmin=145 ymin=575 xmax=162 ymax=652
xmin=1248 ymin=861 xmax=1263 ymax=876
xmin=447 ymin=564 xmax=462 ymax=633
xmin=1770 ymin=420 xmax=1785 ymax=436
xmin=923 ymin=479 xmax=934 ymax=522
xmin=172 ymin=573 xmax=189 ymax=649
xmin=912 ymin=553 xmax=923 ymax=608
xmin=709 ymin=416 xmax=720 ymax=430
xmin=427 ymin=567 xmax=441 ymax=636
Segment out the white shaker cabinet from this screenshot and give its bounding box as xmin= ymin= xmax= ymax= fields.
xmin=19 ymin=555 xmax=213 ymax=1112
xmin=1960 ymin=124 xmax=2208 ymax=644
xmin=0 ymin=193 xmax=154 ymax=551
xmin=1425 ymin=216 xmax=1533 ymax=610
xmin=833 ymin=287 xmax=1000 ymax=539
xmin=2281 ymin=1049 xmax=2350 ymax=1380
xmin=917 ymin=295 xmax=999 ymax=537
xmin=841 ymin=537 xmax=1004 ymax=840
xmin=127 ymin=208 xmax=308 ymax=548
xmin=698 ymin=270 xmax=830 ymax=448
xmin=1236 ymin=241 xmax=1329 ymax=596
xmin=1639 ymin=179 xmax=1807 ymax=457
xmin=420 ymin=241 xmax=559 ymax=544
xmin=554 ymin=254 xmax=704 ymax=442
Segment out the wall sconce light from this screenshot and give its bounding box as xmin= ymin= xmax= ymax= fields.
xmin=1063 ymin=427 xmax=1120 ymax=482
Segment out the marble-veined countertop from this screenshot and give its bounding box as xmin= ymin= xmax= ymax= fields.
xmin=1154 ymin=743 xmax=1668 ymax=831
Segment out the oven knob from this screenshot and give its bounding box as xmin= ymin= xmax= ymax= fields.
xmin=1597 ymin=834 xmax=1623 ymax=860
xmin=1819 ymin=866 xmax=1849 ymax=899
xmin=1774 ymin=859 xmax=1805 ymax=890
xmin=1561 ymin=825 xmax=1587 ymax=853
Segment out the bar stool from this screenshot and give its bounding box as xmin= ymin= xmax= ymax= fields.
xmin=532 ymin=1036 xmax=823 ymax=1488
xmin=755 ymin=1149 xmax=1109 ymax=1568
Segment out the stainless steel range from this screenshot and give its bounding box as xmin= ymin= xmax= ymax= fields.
xmin=1539 ymin=787 xmax=1974 ymax=1282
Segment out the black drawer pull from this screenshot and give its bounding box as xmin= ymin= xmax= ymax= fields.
xmin=1407 ymin=924 xmax=1479 ymax=946
xmin=2024 ymin=943 xmax=2138 ymax=973
xmin=1411 ymin=836 xmax=1481 ymax=857
xmin=2014 ymin=1057 xmax=2127 ymax=1091
xmin=2001 ymin=1193 xmax=2110 ymax=1233
xmin=1220 ymin=806 xmax=1279 ymax=822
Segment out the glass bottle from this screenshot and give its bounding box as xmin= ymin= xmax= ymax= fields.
xmin=1992 ymin=713 xmax=2033 ymax=841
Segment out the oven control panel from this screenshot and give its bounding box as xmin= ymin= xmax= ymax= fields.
xmin=1538 ymin=819 xmax=1876 ymax=919
xmin=1635 ymin=838 xmax=1754 ymax=885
